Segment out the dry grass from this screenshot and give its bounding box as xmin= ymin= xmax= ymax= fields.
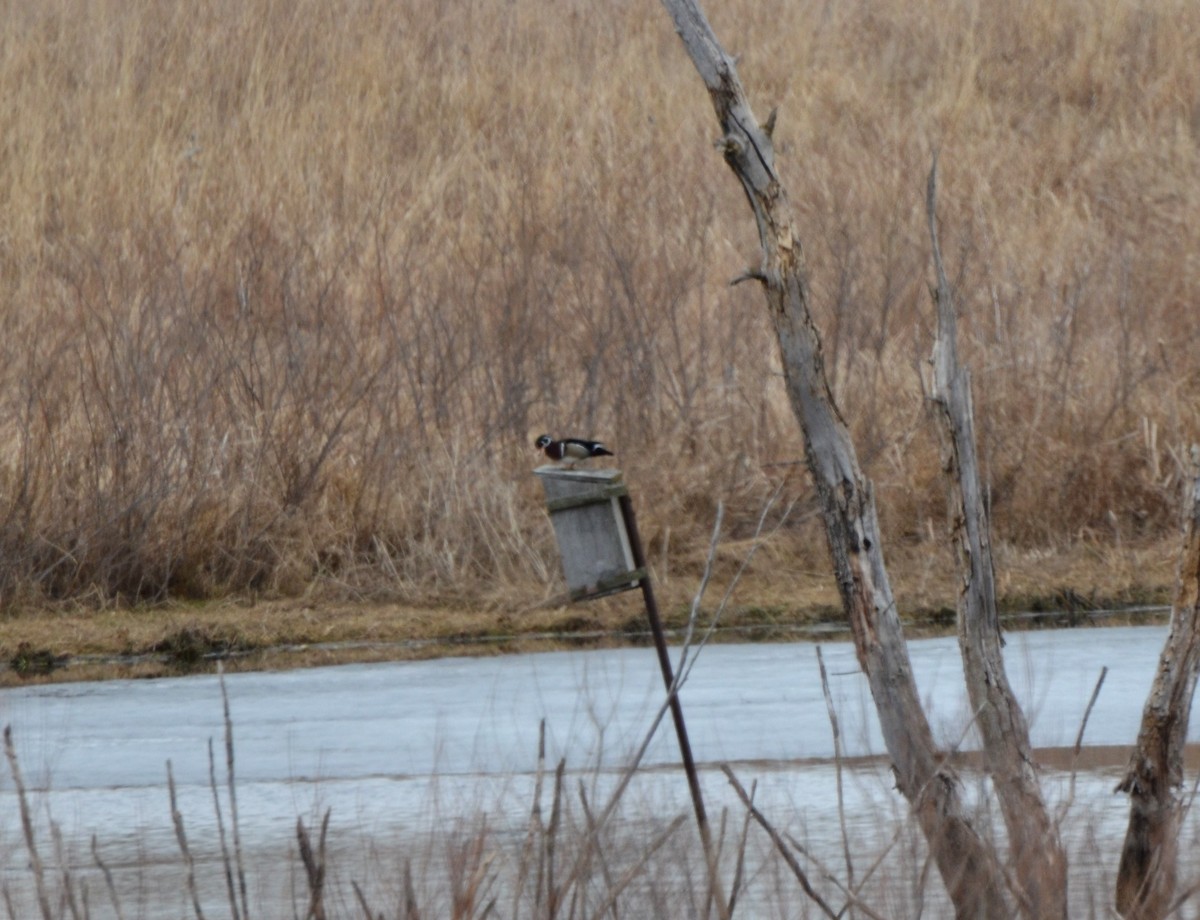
xmin=0 ymin=0 xmax=1197 ymax=615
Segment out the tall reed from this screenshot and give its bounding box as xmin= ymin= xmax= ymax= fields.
xmin=0 ymin=0 xmax=1196 ymax=606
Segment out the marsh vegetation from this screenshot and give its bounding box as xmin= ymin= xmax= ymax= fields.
xmin=0 ymin=0 xmax=1196 ymax=615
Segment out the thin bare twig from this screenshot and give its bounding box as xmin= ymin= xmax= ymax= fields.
xmin=585 ymin=815 xmax=688 ymax=920
xmin=4 ymin=725 xmax=53 ymax=920
xmin=90 ymin=836 xmax=127 ymax=920
xmin=208 ymin=737 xmax=241 ymax=920
xmin=350 ymin=879 xmax=383 ymax=920
xmin=556 ymin=662 xmax=675 ymax=897
xmin=577 ymin=785 xmax=619 ymax=919
xmin=448 ymin=825 xmax=496 ymax=917
xmin=675 ymin=501 xmax=726 ymax=661
xmin=705 ymin=809 xmax=730 ymax=920
xmin=1166 ymin=875 xmax=1200 ymax=917
xmin=816 ymin=645 xmax=856 ymax=913
xmin=402 ymin=859 xmax=419 ymax=920
xmin=297 ymin=809 xmax=331 ymax=920
xmin=50 ymin=821 xmax=83 ymax=920
xmin=784 ymin=832 xmax=891 ymax=920
xmin=726 ymin=786 xmax=755 ymax=918
xmin=675 ymin=487 xmax=796 ymax=687
xmin=513 ymin=720 xmax=547 ymax=916
xmin=1057 ymin=666 xmax=1108 ymax=826
xmin=618 ymin=490 xmax=726 ymax=918
xmin=218 ymin=665 xmax=251 ymax=920
xmin=546 ymin=758 xmax=566 ymax=918
xmin=557 ymin=519 xmax=721 ymax=898
xmin=167 ymin=760 xmax=206 ymax=920
xmin=721 ymin=765 xmax=838 ymax=919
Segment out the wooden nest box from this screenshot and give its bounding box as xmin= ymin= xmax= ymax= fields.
xmin=534 ymin=466 xmax=644 ymax=601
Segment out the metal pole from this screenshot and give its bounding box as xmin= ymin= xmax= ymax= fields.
xmin=617 ymin=494 xmax=729 ymax=918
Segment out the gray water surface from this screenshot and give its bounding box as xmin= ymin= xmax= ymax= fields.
xmin=0 ymin=626 xmax=1190 ymax=917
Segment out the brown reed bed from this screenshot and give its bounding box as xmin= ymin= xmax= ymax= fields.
xmin=0 ymin=0 xmax=1195 ymax=621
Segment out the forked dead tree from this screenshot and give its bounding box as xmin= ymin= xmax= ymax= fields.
xmin=654 ymin=0 xmax=1008 ymax=915
xmin=654 ymin=0 xmax=1200 ymax=917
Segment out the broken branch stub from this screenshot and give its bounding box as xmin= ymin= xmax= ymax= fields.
xmin=1115 ymin=468 xmax=1200 ymax=919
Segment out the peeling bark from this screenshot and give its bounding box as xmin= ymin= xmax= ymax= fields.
xmin=655 ymin=2 xmax=1009 ymax=915
xmin=1116 ymin=469 xmax=1200 ymax=919
xmin=925 ymin=157 xmax=1069 ymax=919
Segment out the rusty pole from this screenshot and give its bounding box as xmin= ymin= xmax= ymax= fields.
xmin=617 ymin=494 xmax=727 ymax=916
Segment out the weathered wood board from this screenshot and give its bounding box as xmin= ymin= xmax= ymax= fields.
xmin=534 ymin=466 xmax=642 ymax=600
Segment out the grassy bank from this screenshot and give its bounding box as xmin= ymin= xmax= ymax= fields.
xmin=0 ymin=537 xmax=1173 ymax=685
xmin=0 ymin=0 xmax=1196 ymax=622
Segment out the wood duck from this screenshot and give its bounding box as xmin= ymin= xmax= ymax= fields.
xmin=535 ymin=434 xmax=615 ymax=468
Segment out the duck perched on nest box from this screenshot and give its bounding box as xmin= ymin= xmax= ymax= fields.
xmin=534 ymin=434 xmax=615 ymax=469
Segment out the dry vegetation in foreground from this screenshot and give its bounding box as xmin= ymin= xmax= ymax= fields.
xmin=0 ymin=0 xmax=1197 ymax=638
xmin=6 ymin=681 xmax=1199 ymax=919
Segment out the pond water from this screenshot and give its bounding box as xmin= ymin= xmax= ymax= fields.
xmin=0 ymin=625 xmax=1195 ymax=917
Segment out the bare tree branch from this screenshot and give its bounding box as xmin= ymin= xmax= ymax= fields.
xmin=925 ymin=153 xmax=1067 ymax=918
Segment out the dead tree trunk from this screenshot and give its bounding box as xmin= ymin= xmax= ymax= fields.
xmin=1116 ymin=466 xmax=1200 ymax=919
xmin=655 ymin=2 xmax=1009 ymax=915
xmin=925 ymin=158 xmax=1069 ymax=919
